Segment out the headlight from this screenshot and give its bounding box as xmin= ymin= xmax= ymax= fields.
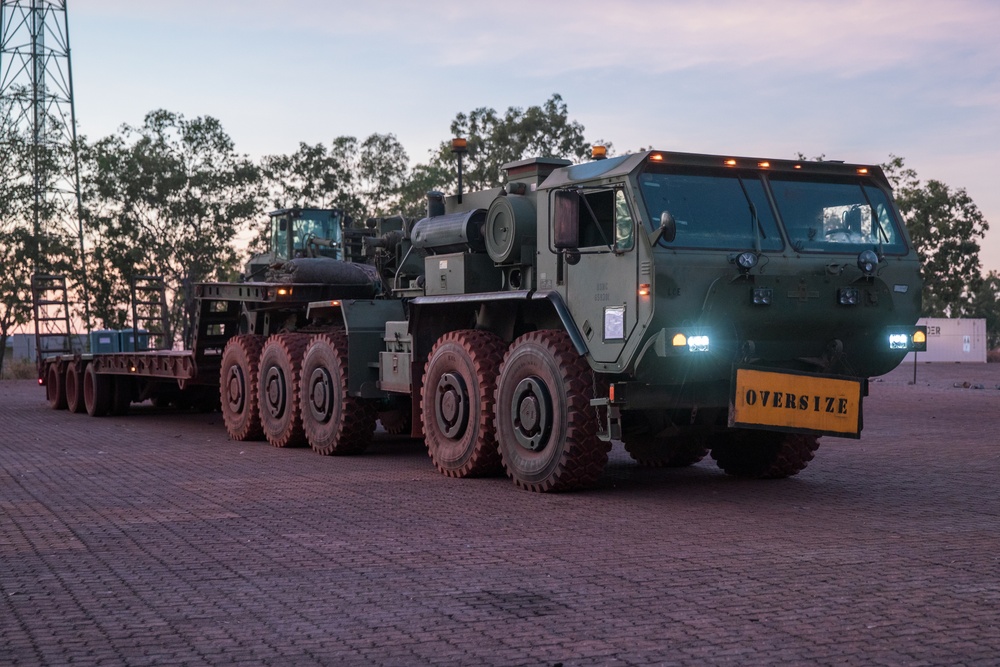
xmin=838 ymin=287 xmax=860 ymax=306
xmin=858 ymin=250 xmax=879 ymax=276
xmin=889 ymin=334 xmax=909 ymax=350
xmin=752 ymin=288 xmax=772 ymax=305
xmin=688 ymin=335 xmax=710 ymax=352
xmin=731 ymin=251 xmax=758 ymax=274
xmin=887 ymin=326 xmax=928 ymax=351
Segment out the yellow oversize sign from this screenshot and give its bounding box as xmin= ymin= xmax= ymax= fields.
xmin=731 ymin=368 xmax=863 ymax=437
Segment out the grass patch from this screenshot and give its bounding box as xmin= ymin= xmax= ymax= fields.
xmin=0 ymin=357 xmax=37 ymax=381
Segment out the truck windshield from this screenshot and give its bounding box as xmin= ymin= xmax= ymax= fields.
xmin=638 ymin=168 xmax=783 ymax=251
xmin=768 ymin=175 xmax=906 ymax=254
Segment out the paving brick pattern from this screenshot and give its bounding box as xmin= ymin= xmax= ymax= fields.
xmin=1 ymin=363 xmax=999 ymax=666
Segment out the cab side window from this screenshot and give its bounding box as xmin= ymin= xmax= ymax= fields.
xmin=578 ymin=188 xmax=633 ymax=250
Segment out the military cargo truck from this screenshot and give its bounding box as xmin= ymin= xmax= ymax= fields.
xmin=37 ymin=147 xmax=926 ymax=492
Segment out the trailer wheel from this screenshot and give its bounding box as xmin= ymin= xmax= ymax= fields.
xmin=299 ymin=330 xmax=376 ymax=455
xmin=710 ymin=429 xmax=820 ymax=479
xmin=258 ymin=333 xmax=311 ymax=448
xmin=46 ymin=363 xmax=67 ymax=410
xmin=65 ymin=362 xmax=86 ymax=414
xmin=494 ymin=330 xmax=610 ymax=492
xmin=422 ymin=330 xmax=505 ymax=478
xmin=220 ymin=335 xmax=265 ymax=441
xmin=83 ymin=363 xmax=112 ymax=417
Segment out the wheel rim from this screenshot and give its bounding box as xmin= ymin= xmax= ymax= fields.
xmin=307 ymin=366 xmax=333 ymax=424
xmin=263 ymin=365 xmax=286 ymax=419
xmin=510 ymin=376 xmax=551 ymax=452
xmin=225 ymin=365 xmax=246 ymax=414
xmin=435 ymin=372 xmax=468 ymax=439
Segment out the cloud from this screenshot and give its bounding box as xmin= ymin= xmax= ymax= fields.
xmin=253 ymin=1 xmax=1000 ymax=76
xmin=75 ymin=0 xmax=1000 ymax=83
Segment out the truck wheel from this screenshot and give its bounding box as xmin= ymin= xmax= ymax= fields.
xmin=624 ymin=434 xmax=709 ymax=468
xmin=622 ymin=413 xmax=709 ymax=467
xmin=65 ymin=362 xmax=86 ymax=414
xmin=46 ymin=363 xmax=67 ymax=410
xmin=83 ymin=363 xmax=112 ymax=417
xmin=378 ymin=409 xmax=412 ymax=436
xmin=299 ymin=330 xmax=376 ymax=455
xmin=494 ymin=330 xmax=610 ymax=492
xmin=422 ymin=330 xmax=505 ymax=478
xmin=710 ymin=429 xmax=820 ymax=478
xmin=220 ymin=335 xmax=266 ymax=441
xmin=258 ymin=333 xmax=311 ymax=448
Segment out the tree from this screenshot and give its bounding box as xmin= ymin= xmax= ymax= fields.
xmin=882 ymin=155 xmax=990 ymax=318
xmin=970 ymin=271 xmax=1000 ymax=349
xmin=400 ymin=94 xmax=597 ymax=215
xmin=259 ymin=132 xmax=410 ymax=245
xmin=0 ymin=94 xmax=75 ymax=377
xmin=0 ymin=226 xmax=35 ymax=379
xmin=0 ymin=227 xmax=73 ymax=378
xmin=81 ymin=110 xmax=261 ymax=345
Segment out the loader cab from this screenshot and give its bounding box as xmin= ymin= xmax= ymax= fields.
xmin=243 ymin=208 xmax=347 ymax=282
xmin=269 ymin=207 xmax=345 ymax=261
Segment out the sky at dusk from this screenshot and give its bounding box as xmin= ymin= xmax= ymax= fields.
xmin=62 ymin=0 xmax=1000 ymax=272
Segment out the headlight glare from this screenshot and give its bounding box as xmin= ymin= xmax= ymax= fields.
xmin=688 ymin=335 xmax=710 ymax=352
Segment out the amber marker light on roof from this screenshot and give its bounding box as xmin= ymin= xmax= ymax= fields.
xmin=724 ymin=159 xmax=737 ymax=167
xmin=649 ymin=153 xmax=664 ymax=161
xmin=450 ymin=137 xmax=467 ymax=152
xmin=758 ymin=161 xmax=770 ymax=168
xmin=857 ymin=167 xmax=869 ymax=175
xmin=591 ymin=145 xmax=607 ymax=159
xmin=794 ymin=164 xmax=802 ymax=169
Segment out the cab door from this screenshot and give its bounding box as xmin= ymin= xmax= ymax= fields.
xmin=562 ymin=188 xmax=640 ymax=364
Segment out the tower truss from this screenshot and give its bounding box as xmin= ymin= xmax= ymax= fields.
xmin=1 ymin=0 xmax=89 ymax=327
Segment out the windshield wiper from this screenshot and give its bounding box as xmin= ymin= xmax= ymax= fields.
xmin=736 ymin=175 xmax=764 ymax=254
xmin=858 ymin=185 xmax=887 ymax=258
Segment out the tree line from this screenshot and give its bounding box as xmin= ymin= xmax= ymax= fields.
xmin=1 ymin=92 xmax=996 ymax=376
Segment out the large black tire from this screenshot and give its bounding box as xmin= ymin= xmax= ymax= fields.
xmin=46 ymin=363 xmax=67 ymax=410
xmin=710 ymin=429 xmax=821 ymax=479
xmin=494 ymin=330 xmax=610 ymax=492
xmin=220 ymin=335 xmax=265 ymax=441
xmin=299 ymin=330 xmax=377 ymax=455
xmin=65 ymin=362 xmax=86 ymax=414
xmin=622 ymin=412 xmax=709 ymax=467
xmin=422 ymin=330 xmax=506 ymax=478
xmin=83 ymin=363 xmax=112 ymax=417
xmin=258 ymin=333 xmax=311 ymax=448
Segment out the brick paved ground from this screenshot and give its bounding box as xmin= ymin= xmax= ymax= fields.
xmin=1 ymin=363 xmax=999 ymax=666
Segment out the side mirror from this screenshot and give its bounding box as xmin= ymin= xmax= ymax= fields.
xmin=650 ymin=210 xmax=676 ymax=245
xmin=553 ymin=190 xmax=580 ymax=249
